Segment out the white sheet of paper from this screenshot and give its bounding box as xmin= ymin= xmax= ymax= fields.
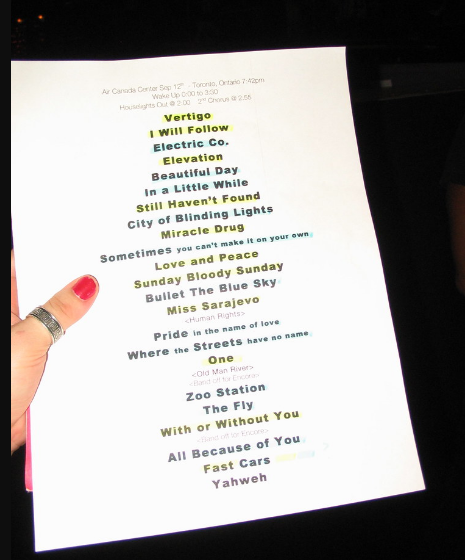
xmin=11 ymin=47 xmax=424 ymax=552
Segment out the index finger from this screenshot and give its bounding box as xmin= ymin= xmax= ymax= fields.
xmin=11 ymin=249 xmax=19 ymax=323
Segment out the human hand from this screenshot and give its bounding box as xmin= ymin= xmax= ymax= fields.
xmin=11 ymin=250 xmax=99 ymax=454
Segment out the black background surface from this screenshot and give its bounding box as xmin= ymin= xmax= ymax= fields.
xmin=11 ymin=2 xmax=465 ymax=559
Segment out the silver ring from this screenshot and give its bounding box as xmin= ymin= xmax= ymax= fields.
xmin=27 ymin=307 xmax=65 ymax=344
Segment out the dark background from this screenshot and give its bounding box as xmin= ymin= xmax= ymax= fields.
xmin=11 ymin=2 xmax=465 ymax=559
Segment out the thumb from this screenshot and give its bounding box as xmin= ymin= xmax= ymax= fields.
xmin=11 ymin=275 xmax=99 ymax=435
xmin=24 ymin=274 xmax=99 ymax=340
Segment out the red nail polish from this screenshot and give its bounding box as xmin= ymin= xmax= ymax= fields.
xmin=72 ymin=276 xmax=97 ymax=301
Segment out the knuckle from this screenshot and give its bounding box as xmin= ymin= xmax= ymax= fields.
xmin=47 ymin=297 xmax=75 ymax=326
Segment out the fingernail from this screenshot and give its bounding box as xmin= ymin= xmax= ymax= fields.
xmin=72 ymin=276 xmax=97 ymax=301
